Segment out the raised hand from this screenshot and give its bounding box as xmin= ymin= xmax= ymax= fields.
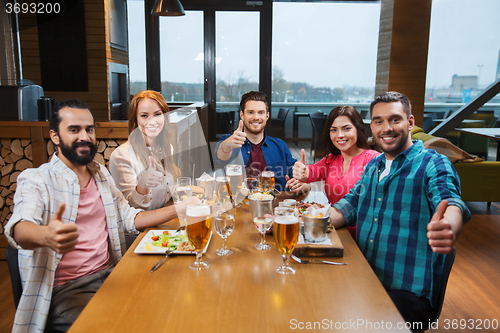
xmin=220 ymin=120 xmax=247 ymax=153
xmin=292 ymin=149 xmax=309 ymax=181
xmin=427 ymin=200 xmax=455 ymax=254
xmin=137 ymin=156 xmax=164 ymax=191
xmin=45 ymin=203 xmax=79 ymax=254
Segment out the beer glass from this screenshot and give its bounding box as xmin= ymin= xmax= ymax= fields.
xmin=225 ymin=164 xmax=244 ymax=206
xmin=196 ymin=177 xmax=215 ymax=201
xmin=249 ymin=196 xmax=274 ymax=250
xmin=175 ymin=177 xmax=192 ymax=202
xmin=215 ymin=176 xmax=234 ymax=206
xmin=175 ymin=177 xmax=192 ymax=228
xmin=214 ymin=202 xmax=235 ymax=256
xmin=274 ymin=207 xmax=300 ymax=275
xmin=260 ymin=171 xmax=275 ymax=194
xmin=185 ymin=203 xmax=212 ymax=270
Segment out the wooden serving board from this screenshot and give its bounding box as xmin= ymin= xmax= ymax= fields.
xmin=292 ymin=227 xmax=344 ymax=257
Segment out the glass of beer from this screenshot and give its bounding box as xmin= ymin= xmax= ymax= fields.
xmin=245 ymin=177 xmax=259 ymax=194
xmin=175 ymin=177 xmax=192 ymax=228
xmin=273 ymin=207 xmax=300 ymax=275
xmin=225 ymin=164 xmax=244 ymax=206
xmin=185 ymin=203 xmax=212 ymax=270
xmin=215 ymin=176 xmax=234 ymax=206
xmin=261 ymin=170 xmax=275 ymax=194
xmin=196 ymin=177 xmax=215 ymax=201
xmin=214 ymin=202 xmax=235 ymax=256
xmin=249 ymin=194 xmax=274 ymax=250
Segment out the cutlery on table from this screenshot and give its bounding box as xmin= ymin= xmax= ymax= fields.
xmin=151 ymin=250 xmax=173 ymax=272
xmin=291 ymin=254 xmax=347 ymax=266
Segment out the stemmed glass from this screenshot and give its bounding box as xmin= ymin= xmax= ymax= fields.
xmin=249 ymin=196 xmax=274 ymax=250
xmin=214 ymin=202 xmax=235 ymax=256
xmin=274 ymin=207 xmax=300 ymax=275
xmin=260 ymin=171 xmax=275 ymax=194
xmin=185 ymin=203 xmax=212 ymax=270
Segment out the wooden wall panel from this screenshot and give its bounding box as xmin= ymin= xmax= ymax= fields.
xmin=375 ymin=0 xmax=432 ymax=127
xmin=16 ymin=0 xmax=129 ymax=122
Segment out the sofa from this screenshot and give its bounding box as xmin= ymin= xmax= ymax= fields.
xmin=411 ymin=126 xmax=500 ymax=208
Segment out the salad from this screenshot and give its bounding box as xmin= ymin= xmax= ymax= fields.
xmin=145 ymin=230 xmax=194 ymax=252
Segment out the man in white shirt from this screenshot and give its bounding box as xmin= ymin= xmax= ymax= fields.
xmin=5 ymin=100 xmax=198 ymax=333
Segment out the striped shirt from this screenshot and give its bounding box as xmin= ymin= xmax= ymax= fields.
xmin=5 ymin=154 xmax=142 ymax=333
xmin=334 ymin=141 xmax=471 ymax=306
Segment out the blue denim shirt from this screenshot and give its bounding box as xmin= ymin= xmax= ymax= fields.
xmin=214 ymin=132 xmax=297 ymax=191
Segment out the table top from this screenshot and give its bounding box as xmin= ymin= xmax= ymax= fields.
xmin=69 ymin=202 xmax=409 ymax=333
xmin=454 ymin=127 xmax=500 ymax=140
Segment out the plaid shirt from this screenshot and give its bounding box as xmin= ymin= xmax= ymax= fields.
xmin=334 ymin=141 xmax=470 ymax=306
xmin=5 ymin=154 xmax=142 ymax=333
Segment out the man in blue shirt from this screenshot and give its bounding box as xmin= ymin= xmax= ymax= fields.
xmin=313 ymin=92 xmax=470 ymax=330
xmin=215 ymin=91 xmax=296 ymax=192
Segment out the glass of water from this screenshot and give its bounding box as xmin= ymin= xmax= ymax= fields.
xmin=214 ymin=202 xmax=235 ymax=256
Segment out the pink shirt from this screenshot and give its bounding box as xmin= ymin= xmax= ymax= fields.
xmin=306 ymin=149 xmax=380 ymax=238
xmin=54 ymin=177 xmax=110 ymax=287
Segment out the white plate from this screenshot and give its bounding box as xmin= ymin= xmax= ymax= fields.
xmin=134 ymin=230 xmax=212 ymax=255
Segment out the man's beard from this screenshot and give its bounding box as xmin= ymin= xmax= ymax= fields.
xmin=59 ymin=137 xmax=98 ymax=166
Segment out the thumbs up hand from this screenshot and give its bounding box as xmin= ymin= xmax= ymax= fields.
xmin=427 ymin=200 xmax=455 ymax=254
xmin=137 ymin=156 xmax=164 ymax=191
xmin=45 ymin=203 xmax=79 ymax=253
xmin=293 ymin=149 xmax=309 ymax=181
xmin=220 ymin=120 xmax=247 ymax=154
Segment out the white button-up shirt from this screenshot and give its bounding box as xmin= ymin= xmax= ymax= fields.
xmin=5 ymin=154 xmax=142 ymax=333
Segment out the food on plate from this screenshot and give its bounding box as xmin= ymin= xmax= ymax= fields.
xmin=146 ymin=231 xmax=194 ymax=252
xmin=177 ymin=241 xmax=194 ymax=251
xmin=292 ymin=201 xmax=326 ymax=215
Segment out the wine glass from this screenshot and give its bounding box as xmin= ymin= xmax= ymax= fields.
xmin=274 ymin=207 xmax=300 ymax=275
xmin=249 ymin=196 xmax=274 ymax=250
xmin=214 ymin=202 xmax=235 ymax=256
xmin=260 ymin=170 xmax=275 ymax=194
xmin=245 ymin=176 xmax=259 ymax=194
xmin=185 ymin=203 xmax=212 ymax=270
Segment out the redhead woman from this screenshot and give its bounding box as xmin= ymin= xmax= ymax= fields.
xmin=109 ymin=90 xmax=182 ymax=210
xmin=289 ymin=105 xmax=380 ymax=238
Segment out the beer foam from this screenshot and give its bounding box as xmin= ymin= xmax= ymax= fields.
xmin=216 ymin=176 xmax=230 ymax=182
xmin=186 ymin=204 xmax=210 ymax=217
xmin=274 ymin=216 xmax=299 ymax=224
xmin=225 ymin=170 xmax=241 ymax=176
xmin=249 ymin=193 xmax=274 ymax=201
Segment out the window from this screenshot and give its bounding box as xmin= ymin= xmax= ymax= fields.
xmin=127 ymin=0 xmax=146 ymax=96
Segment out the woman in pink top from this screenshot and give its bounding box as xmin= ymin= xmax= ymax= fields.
xmin=291 ymin=105 xmax=380 ymax=238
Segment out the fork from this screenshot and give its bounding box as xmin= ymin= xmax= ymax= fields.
xmin=151 ymin=250 xmax=173 ymax=272
xmin=291 ymin=254 xmax=347 ymax=266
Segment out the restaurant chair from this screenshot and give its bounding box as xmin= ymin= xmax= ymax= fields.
xmin=423 ymin=115 xmax=434 ymax=132
xmin=458 ymin=114 xmax=498 ymax=160
xmin=309 ymin=112 xmax=326 ymax=161
xmin=270 ymin=108 xmax=289 ymax=140
xmin=360 ymin=110 xmax=369 ymax=119
xmin=6 ymin=244 xmax=22 ymax=308
xmin=414 ymin=247 xmax=456 ymax=333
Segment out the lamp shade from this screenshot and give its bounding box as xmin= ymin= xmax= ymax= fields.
xmin=151 ymin=0 xmax=185 ymax=16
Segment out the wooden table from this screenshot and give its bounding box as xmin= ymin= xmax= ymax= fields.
xmin=455 ymin=128 xmax=500 ymax=160
xmin=69 ymin=203 xmax=410 ymax=333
